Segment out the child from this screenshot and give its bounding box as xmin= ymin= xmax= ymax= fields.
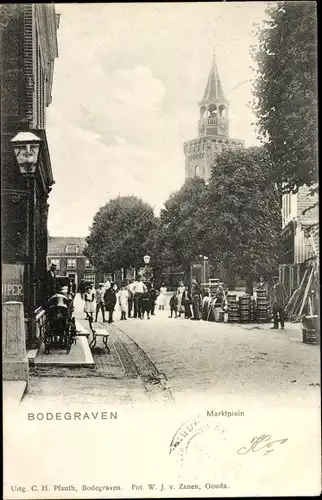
xmin=169 ymin=292 xmax=178 ymax=318
xmin=118 ymin=283 xmax=129 ymax=320
xmin=141 ymin=291 xmax=151 ymax=319
xmin=84 ymin=285 xmax=96 ymax=321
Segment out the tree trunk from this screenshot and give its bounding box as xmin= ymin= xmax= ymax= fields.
xmin=245 ymin=275 xmax=254 ymax=296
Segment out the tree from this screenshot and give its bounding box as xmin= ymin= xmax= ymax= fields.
xmin=152 ymin=177 xmax=208 ymax=280
xmin=252 ymin=2 xmax=317 ymax=197
xmin=201 ymin=147 xmax=282 ymax=292
xmin=85 ymin=196 xmax=157 ymax=274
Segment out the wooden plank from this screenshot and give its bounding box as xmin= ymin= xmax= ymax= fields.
xmin=285 ymin=287 xmax=299 ymax=311
xmin=297 ymin=267 xmax=314 ymax=319
xmin=288 ymin=269 xmax=309 ymax=317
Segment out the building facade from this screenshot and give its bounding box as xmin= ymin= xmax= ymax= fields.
xmin=184 ymin=52 xmax=244 ymax=182
xmin=1 ymin=4 xmax=59 ymax=348
xmin=47 ymin=237 xmax=97 ymax=289
xmin=280 ymin=185 xmax=319 ymax=295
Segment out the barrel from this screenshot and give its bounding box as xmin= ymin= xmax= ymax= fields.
xmin=302 ymin=328 xmax=320 ymax=345
xmin=302 ymin=315 xmax=320 ymax=345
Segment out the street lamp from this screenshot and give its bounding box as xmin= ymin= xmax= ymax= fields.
xmin=11 ymin=131 xmax=42 ymax=341
xmin=143 ymin=254 xmax=151 ymax=265
xmin=11 ymin=131 xmax=41 ymax=174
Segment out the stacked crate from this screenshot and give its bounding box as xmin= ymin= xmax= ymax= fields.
xmin=250 ymin=298 xmax=256 ymax=323
xmin=256 ymin=288 xmax=269 ymax=323
xmin=227 ymin=293 xmax=239 ymax=323
xmin=239 ymin=294 xmax=251 ymax=323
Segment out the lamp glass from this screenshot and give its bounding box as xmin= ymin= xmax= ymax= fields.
xmin=143 ymin=255 xmax=151 ymax=264
xmin=13 ymin=143 xmax=40 ymax=175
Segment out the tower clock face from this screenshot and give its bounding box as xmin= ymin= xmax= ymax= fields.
xmin=218 ymin=118 xmax=228 ymax=135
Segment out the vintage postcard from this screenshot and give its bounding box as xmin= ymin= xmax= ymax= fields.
xmin=2 ymin=2 xmax=320 ymax=498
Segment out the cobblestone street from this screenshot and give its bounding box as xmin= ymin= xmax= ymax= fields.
xmin=23 ymin=295 xmax=320 ymax=408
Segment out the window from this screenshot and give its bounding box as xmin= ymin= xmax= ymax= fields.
xmin=66 ymin=244 xmax=77 ymax=254
xmin=195 ymin=165 xmax=200 ymax=177
xmin=67 ymin=259 xmax=76 ymax=270
xmin=84 ymin=273 xmax=95 ymax=284
xmin=50 ymin=258 xmax=60 ymax=270
xmin=85 ymin=259 xmax=92 ymax=269
xmin=282 ymin=193 xmax=291 ymax=223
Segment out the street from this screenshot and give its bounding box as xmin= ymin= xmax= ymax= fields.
xmin=23 ymin=294 xmax=320 ymax=408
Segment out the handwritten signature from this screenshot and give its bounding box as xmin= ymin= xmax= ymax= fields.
xmin=237 ymin=434 xmax=288 ymax=456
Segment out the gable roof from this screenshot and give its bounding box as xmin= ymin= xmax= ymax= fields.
xmin=48 ymin=236 xmax=87 ymax=255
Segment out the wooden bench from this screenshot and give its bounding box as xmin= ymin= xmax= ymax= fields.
xmin=89 ymin=328 xmax=110 ymax=352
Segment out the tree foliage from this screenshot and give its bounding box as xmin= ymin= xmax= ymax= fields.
xmin=252 ymin=1 xmax=317 ymax=195
xmin=199 ymin=147 xmax=282 ymax=285
xmin=85 ymin=196 xmax=157 ymax=272
xmin=150 ymin=178 xmax=207 ymax=275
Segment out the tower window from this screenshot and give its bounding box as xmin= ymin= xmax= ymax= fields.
xmin=219 ymin=105 xmax=226 ymax=117
xmin=195 ymin=165 xmax=200 ymax=177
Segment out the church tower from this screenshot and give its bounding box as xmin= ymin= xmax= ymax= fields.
xmin=184 ymin=50 xmax=244 ymax=181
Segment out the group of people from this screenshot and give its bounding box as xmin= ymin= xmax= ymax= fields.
xmin=46 ymin=262 xmax=287 ymax=329
xmin=169 ymin=278 xmax=203 ymax=320
xmin=79 ymin=276 xmax=160 ymax=323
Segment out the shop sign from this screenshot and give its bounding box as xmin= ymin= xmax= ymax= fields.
xmin=2 ymin=264 xmax=24 ymax=303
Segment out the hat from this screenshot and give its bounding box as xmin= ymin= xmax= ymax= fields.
xmin=273 ymin=275 xmax=279 ymax=280
xmin=99 ymin=283 xmax=104 ymax=286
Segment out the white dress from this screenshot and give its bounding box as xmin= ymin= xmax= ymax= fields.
xmin=158 ymin=286 xmax=168 ymax=307
xmin=118 ymin=290 xmax=129 ymax=312
xmin=177 ymin=286 xmax=186 ymax=313
xmin=84 ymin=291 xmax=96 ymax=314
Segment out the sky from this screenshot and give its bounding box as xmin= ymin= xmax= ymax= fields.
xmin=47 ymin=2 xmax=268 ymax=237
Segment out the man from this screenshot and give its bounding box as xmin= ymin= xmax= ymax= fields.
xmin=132 ymin=276 xmax=147 ymax=319
xmin=95 ymin=283 xmax=106 ymax=322
xmin=191 ymin=277 xmax=202 ymax=320
xmin=46 ymin=263 xmax=57 ymax=299
xmin=78 ymin=278 xmax=86 ymax=300
xmin=270 ymin=276 xmax=287 ymax=330
xmin=104 ymin=282 xmax=117 ymax=324
xmin=127 ymin=278 xmax=135 ymax=318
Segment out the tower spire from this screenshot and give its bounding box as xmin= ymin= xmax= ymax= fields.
xmin=200 ymin=31 xmax=227 ymax=104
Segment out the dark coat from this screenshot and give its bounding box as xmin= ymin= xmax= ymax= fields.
xmin=78 ymin=281 xmax=86 ymax=294
xmin=169 ymin=295 xmax=178 ymax=309
xmin=46 ymin=270 xmax=56 ymax=298
xmin=191 ymin=282 xmax=202 ymax=297
xmin=141 ymin=292 xmax=151 ymax=312
xmin=182 ymin=289 xmax=191 ymax=303
xmin=104 ymin=288 xmax=116 ymax=310
xmin=270 ymin=283 xmax=287 ymax=308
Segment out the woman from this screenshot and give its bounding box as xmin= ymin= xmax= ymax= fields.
xmin=176 ymin=280 xmax=186 ymax=318
xmin=84 ymin=285 xmax=96 ymax=321
xmin=158 ymin=283 xmax=168 ymax=310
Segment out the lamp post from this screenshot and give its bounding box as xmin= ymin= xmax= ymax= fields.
xmin=11 ymin=131 xmax=42 ymax=341
xmin=139 ymin=254 xmax=153 ymax=284
xmin=199 ymin=254 xmax=209 ymax=285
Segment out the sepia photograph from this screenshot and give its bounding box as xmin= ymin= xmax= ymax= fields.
xmin=1 ymin=2 xmax=320 ymax=498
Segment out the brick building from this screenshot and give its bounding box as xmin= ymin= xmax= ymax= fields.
xmin=184 ymin=50 xmax=244 ymax=182
xmin=47 ymin=237 xmax=98 ymax=289
xmin=1 ymin=4 xmax=59 ymax=347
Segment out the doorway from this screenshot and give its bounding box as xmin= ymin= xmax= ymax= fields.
xmin=67 ymin=273 xmax=77 ymax=289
